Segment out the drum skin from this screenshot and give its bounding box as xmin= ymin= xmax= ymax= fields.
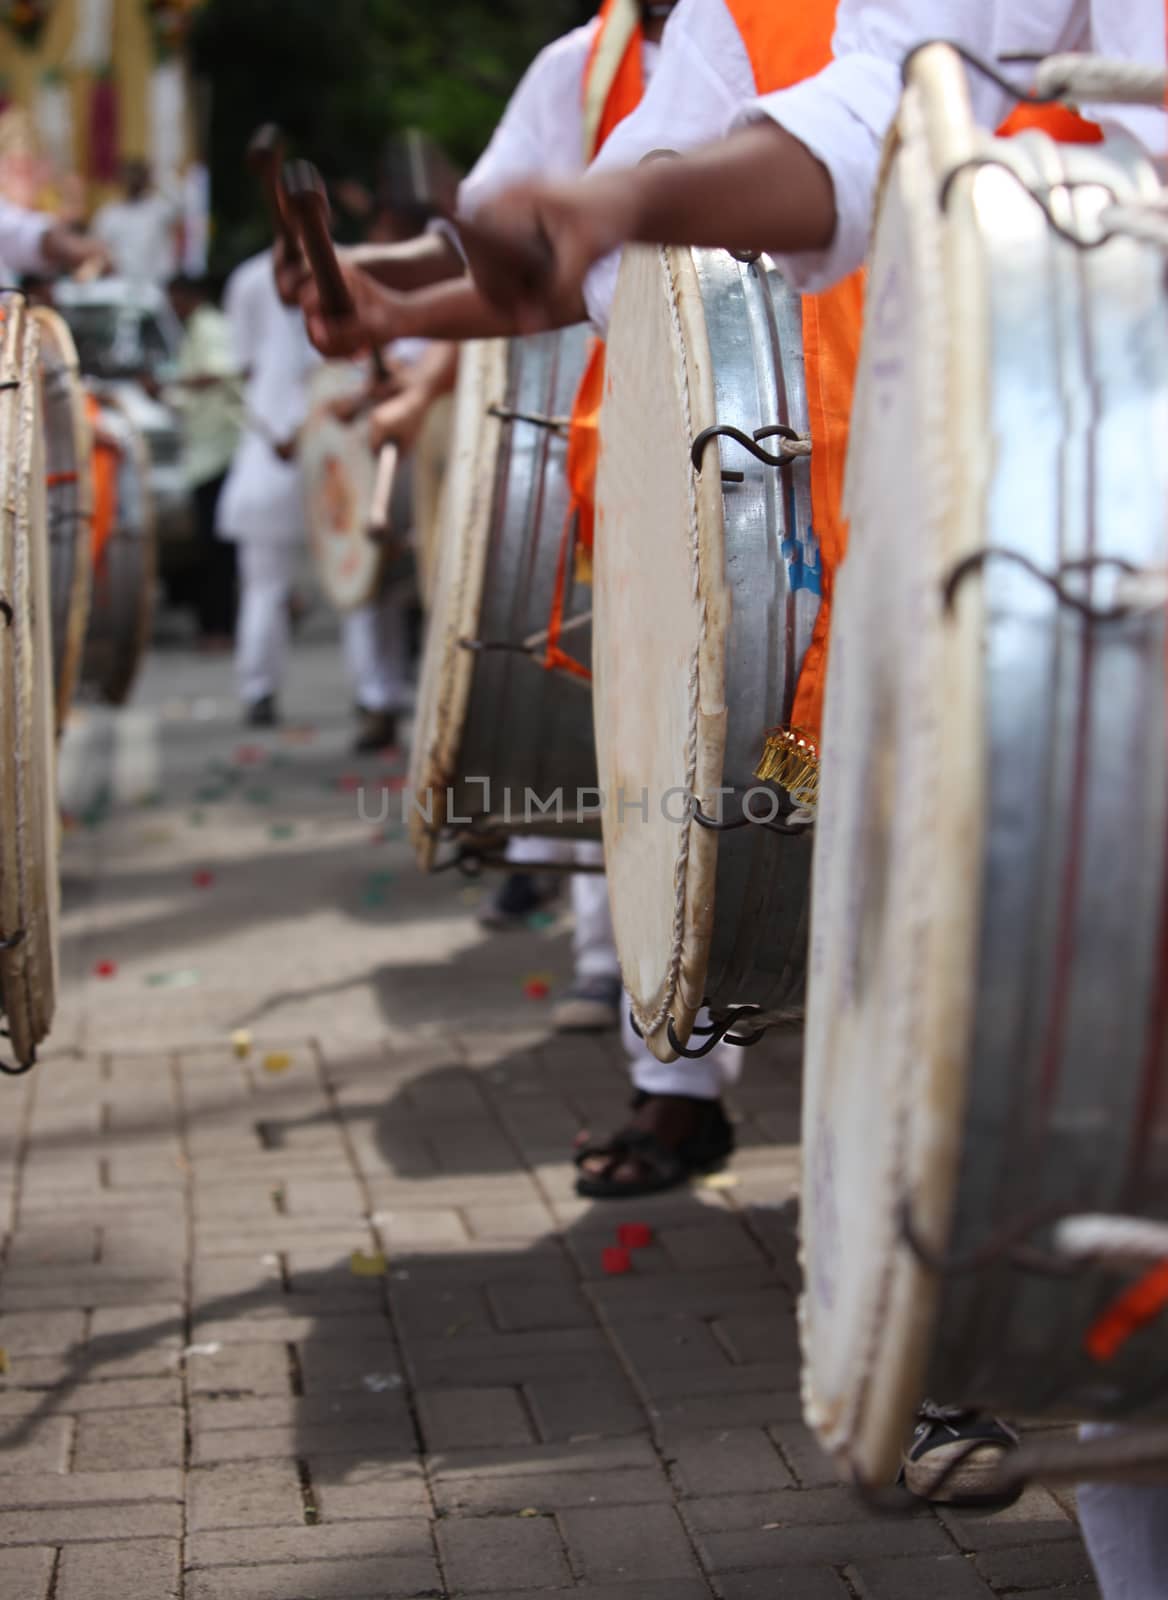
xmin=302 ymin=363 xmax=391 ymax=611
xmin=0 ymin=294 xmax=60 ymax=1069
xmin=409 ymin=329 xmax=595 ymax=869
xmin=34 ymin=308 xmax=93 ymax=736
xmin=414 ymin=393 xmax=453 ymax=611
xmin=596 ymin=246 xmax=818 ymax=1061
xmin=801 ymin=45 xmax=1168 ymax=1485
xmin=80 ymin=395 xmax=157 ymax=708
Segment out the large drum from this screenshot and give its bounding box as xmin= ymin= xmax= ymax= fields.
xmin=596 ymin=248 xmax=818 ymax=1062
xmin=801 ymin=45 xmax=1168 ymax=1487
xmin=414 ymin=392 xmax=453 ymax=610
xmin=301 ymin=363 xmax=413 ymax=611
xmin=409 ymin=328 xmax=595 ymax=869
xmin=80 ymin=394 xmax=157 ymax=707
xmin=34 ymin=308 xmax=93 ymax=735
xmin=0 ymin=295 xmax=60 ymax=1070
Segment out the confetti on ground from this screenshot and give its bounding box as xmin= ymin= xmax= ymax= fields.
xmin=527 ymin=911 xmax=557 ymax=931
xmin=182 ymin=1341 xmax=222 ymax=1358
xmin=246 ymin=788 xmax=274 ymax=806
xmin=235 ymin=745 xmax=266 ymax=766
xmin=602 ymin=1246 xmax=633 ymax=1276
xmin=384 ymin=775 xmax=408 ymax=793
xmin=349 ymin=1249 xmax=388 ymax=1278
xmin=138 ymin=791 xmax=165 ymax=808
xmin=268 ymin=824 xmax=295 ymax=841
xmin=338 ymin=773 xmax=363 ymax=794
xmin=618 ymin=1223 xmax=654 ymax=1250
xmin=195 ymin=787 xmax=228 ymax=804
xmin=461 ymin=887 xmax=483 ymax=906
xmin=262 ymin=1052 xmax=293 ymax=1075
xmin=192 ymin=870 xmax=215 ymax=889
xmin=283 ymin=725 xmax=316 ymax=745
xmin=522 ymin=973 xmax=555 ymax=1000
xmin=362 ymin=1373 xmax=403 ymax=1393
xmin=518 ymin=1509 xmax=542 ymax=1519
xmin=698 ymin=1172 xmax=740 ymax=1192
xmin=145 ymin=970 xmax=201 ymax=990
xmin=60 ymin=811 xmax=78 ymax=833
xmin=189 ymin=811 xmax=207 ymax=827
xmin=94 ymin=961 xmax=117 ymax=979
xmin=139 ymin=827 xmax=174 ymax=847
xmin=230 ymin=1029 xmax=252 ymax=1059
xmin=0 ymin=1347 xmax=9 ymax=1375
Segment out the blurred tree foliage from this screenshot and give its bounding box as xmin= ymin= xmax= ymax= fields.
xmin=190 ymin=0 xmax=591 ymax=275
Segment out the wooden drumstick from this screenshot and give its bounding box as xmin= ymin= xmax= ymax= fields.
xmin=367 ymin=442 xmax=399 ymax=543
xmin=282 ymin=159 xmax=353 ymax=319
xmin=246 ymin=124 xmax=302 ymax=265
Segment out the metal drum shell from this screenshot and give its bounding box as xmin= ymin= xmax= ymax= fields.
xmin=80 ymin=393 xmax=157 ymax=707
xmin=800 ymin=45 xmax=1168 ymax=1486
xmin=409 ymin=328 xmax=596 ymax=869
xmin=34 ymin=308 xmax=93 ymax=736
xmin=0 ymin=294 xmax=60 ymax=1068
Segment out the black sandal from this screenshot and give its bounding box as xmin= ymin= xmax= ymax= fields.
xmin=573 ymin=1094 xmax=735 ymax=1199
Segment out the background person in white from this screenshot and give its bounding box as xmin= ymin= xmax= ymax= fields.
xmin=217 ymin=250 xmax=316 ymax=727
xmin=92 ymin=159 xmax=180 ymax=286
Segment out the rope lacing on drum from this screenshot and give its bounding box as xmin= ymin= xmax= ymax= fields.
xmin=902 ymin=41 xmax=1168 ymax=109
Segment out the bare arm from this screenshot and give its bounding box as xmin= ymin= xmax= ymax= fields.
xmin=40 ymin=225 xmax=113 ymax=277
xmin=301 ymin=267 xmax=524 ymax=361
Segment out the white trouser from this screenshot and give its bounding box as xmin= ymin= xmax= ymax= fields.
xmin=341 ymin=592 xmax=411 ymax=713
xmin=1077 ymin=1427 xmax=1168 ymax=1599
xmin=235 ymin=540 xmax=297 ymax=705
xmin=570 ymin=843 xmax=740 ymax=1101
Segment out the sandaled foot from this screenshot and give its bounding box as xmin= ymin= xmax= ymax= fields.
xmin=574 ymin=1092 xmax=734 ymax=1199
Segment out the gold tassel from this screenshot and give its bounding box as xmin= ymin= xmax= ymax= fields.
xmin=755 ymin=726 xmax=820 ymax=814
xmin=574 ymin=543 xmax=594 ymax=587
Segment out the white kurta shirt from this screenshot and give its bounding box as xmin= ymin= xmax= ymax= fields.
xmin=581 ymin=0 xmax=1168 ymax=322
xmin=216 ymin=252 xmax=319 ymax=545
xmin=0 ymin=199 xmax=52 ymax=284
xmin=91 ymin=193 xmax=179 ymax=285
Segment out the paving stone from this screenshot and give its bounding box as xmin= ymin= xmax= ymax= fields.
xmin=0 ymin=1378 xmax=181 ymax=1414
xmin=714 ymin=1310 xmax=800 ymax=1367
xmin=767 ymin=1423 xmax=842 ymax=1489
xmin=57 ymin=1538 xmax=180 ymax=1599
xmin=0 ymin=1503 xmax=182 ymax=1544
xmin=0 ymin=1469 xmax=182 ymax=1507
xmin=309 ymin=1456 xmax=430 ymax=1522
xmin=848 ymin=1553 xmax=998 ymax=1599
xmin=437 ymin=1513 xmax=571 ymax=1593
xmin=0 ymin=1416 xmax=74 ymax=1474
xmin=610 ymin=1316 xmax=732 ymax=1375
xmin=973 ymin=1540 xmax=1097 ymax=1590
xmin=485 ymin=1283 xmax=594 ymax=1332
xmin=188 ymin=1461 xmax=304 ymax=1530
xmin=698 ymin=1518 xmax=952 ymax=1572
xmin=683 ymin=1487 xmax=908 ymax=1534
xmin=72 ymin=1406 xmax=184 ymax=1470
xmin=559 ymin=1503 xmax=702 ymax=1584
xmin=429 ymin=1437 xmax=661 ymax=1480
xmin=668 ymin=1429 xmax=795 ymax=1497
xmin=186 ymin=1342 xmax=293 ymax=1397
xmin=714 ymin=1572 xmax=852 ymax=1600
xmin=185 ymin=1556 xmax=441 ymax=1599
xmin=191 ymin=1416 xmax=415 ymax=1464
xmin=0 ymin=1309 xmax=86 ymax=1354
xmin=189 ymin=1520 xmax=433 ymax=1568
xmin=417 ymin=1387 xmax=535 ymax=1450
xmin=436 ymin=1465 xmax=672 ymax=1516
xmin=0 ymin=1546 xmax=55 ymax=1600
xmin=939 ymin=1486 xmax=1077 ymax=1551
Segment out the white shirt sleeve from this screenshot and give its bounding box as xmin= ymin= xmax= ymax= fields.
xmin=0 ymin=198 xmax=53 ymax=278
xmin=459 ymin=23 xmax=598 ymax=217
xmin=582 ymin=0 xmax=755 ymax=330
xmin=745 ymin=0 xmax=1094 ymax=292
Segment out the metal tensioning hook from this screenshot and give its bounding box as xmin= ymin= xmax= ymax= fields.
xmin=283 ymin=159 xmax=399 ymax=541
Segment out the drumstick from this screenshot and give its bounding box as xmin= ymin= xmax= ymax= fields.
xmin=366 ymin=442 xmax=399 ymax=543
xmin=384 ymin=129 xmax=553 ymax=295
xmin=246 ymin=123 xmax=302 ymax=265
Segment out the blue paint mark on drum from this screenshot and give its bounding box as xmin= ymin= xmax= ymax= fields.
xmin=782 ymin=526 xmax=823 ymax=598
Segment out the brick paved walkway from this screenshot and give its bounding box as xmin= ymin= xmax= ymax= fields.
xmin=0 ymin=642 xmax=1098 ymax=1598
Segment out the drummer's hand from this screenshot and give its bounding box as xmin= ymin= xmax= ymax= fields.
xmin=300 ymin=265 xmax=405 ymax=359
xmin=274 ymin=234 xmax=309 ymax=308
xmin=469 ymin=172 xmax=640 ymax=331
xmin=273 ymin=433 xmax=299 ymax=463
xmin=368 ymin=382 xmax=429 ymax=456
xmin=326 ymin=389 xmax=369 ymax=426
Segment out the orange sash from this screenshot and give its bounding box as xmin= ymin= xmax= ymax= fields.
xmin=554 ymin=2 xmax=651 ymax=669
xmin=85 ymin=394 xmax=118 ymax=566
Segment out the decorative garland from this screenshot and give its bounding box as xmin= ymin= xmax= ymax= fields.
xmin=143 ymin=0 xmax=203 ymax=59
xmin=1 ymin=1 xmax=52 ymax=48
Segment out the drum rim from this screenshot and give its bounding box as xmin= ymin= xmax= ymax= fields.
xmin=0 ymin=295 xmax=59 ymax=1067
xmin=33 ymin=305 xmax=94 ymax=736
xmin=302 ymin=362 xmax=388 ymax=613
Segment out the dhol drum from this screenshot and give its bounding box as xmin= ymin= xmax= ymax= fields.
xmin=409 ymin=328 xmax=595 ymax=869
xmin=595 ymin=247 xmax=818 ymax=1062
xmin=0 ymin=294 xmax=60 ymax=1070
xmin=34 ymin=308 xmax=93 ymax=735
xmin=801 ymin=44 xmax=1168 ymax=1487
xmin=301 ymin=362 xmax=414 ymax=611
xmin=80 ymin=394 xmax=157 ymax=707
xmin=413 ymin=392 xmax=453 ymax=611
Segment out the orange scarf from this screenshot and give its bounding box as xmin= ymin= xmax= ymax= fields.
xmin=85 ymin=394 xmax=118 ymax=566
xmin=567 ymin=2 xmax=648 ymax=570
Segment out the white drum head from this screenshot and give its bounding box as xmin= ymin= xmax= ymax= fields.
xmin=408 ymin=340 xmax=508 ymax=868
xmin=595 ymin=246 xmax=730 ymax=1060
xmin=0 ymin=296 xmax=59 ymax=1069
xmin=302 ymin=363 xmax=385 ymax=611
